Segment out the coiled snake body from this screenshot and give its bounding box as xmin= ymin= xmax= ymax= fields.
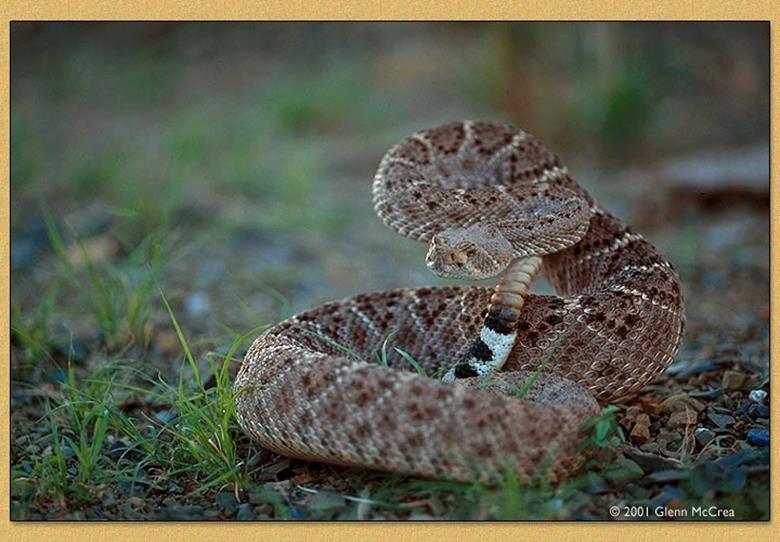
xmin=235 ymin=121 xmax=685 ymax=483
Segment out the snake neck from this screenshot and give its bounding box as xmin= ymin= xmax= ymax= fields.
xmin=443 ymin=256 xmax=543 ymax=381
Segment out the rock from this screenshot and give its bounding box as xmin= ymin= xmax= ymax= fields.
xmin=694 ymin=427 xmax=716 ymax=446
xmin=721 ymin=370 xmax=747 ymax=390
xmin=154 ymin=409 xmax=176 ymax=424
xmin=156 ymin=505 xmax=204 ymax=520
xmin=707 ymin=411 xmax=736 ymax=428
xmin=185 ymin=291 xmax=210 ymax=318
xmin=106 ymin=439 xmax=132 ymax=459
xmin=289 ymin=507 xmax=306 ymax=519
xmin=689 ymin=387 xmax=724 ymax=399
xmin=247 ymin=449 xmax=273 ymax=469
xmin=237 ymin=503 xmax=255 ymax=520
xmin=668 ymin=409 xmax=697 ymax=428
xmin=747 ymin=403 xmax=769 ymax=418
xmin=748 ymin=389 xmax=767 ymax=403
xmin=622 ymin=447 xmax=681 ymax=471
xmin=216 ymin=492 xmax=239 ymax=514
xmin=253 ymin=504 xmax=274 ymax=518
xmin=620 ymin=405 xmax=643 ymax=430
xmin=84 ymin=508 xmax=103 ymax=520
xmin=168 ymin=483 xmax=184 ymax=494
xmin=629 ymin=423 xmax=651 ymax=445
xmin=638 ymin=442 xmax=659 ymax=454
xmin=629 ymin=414 xmax=652 ymax=445
xmin=746 ymin=429 xmax=769 ymax=447
xmin=604 ymin=457 xmax=645 ymax=482
xmin=644 ymin=469 xmax=689 ymax=483
xmin=307 ymin=491 xmax=346 ymax=511
xmin=735 ymin=401 xmax=752 ymax=417
xmin=658 ymin=394 xmax=705 ymax=413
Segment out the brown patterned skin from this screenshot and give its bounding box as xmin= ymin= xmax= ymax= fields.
xmin=235 ymin=121 xmax=685 ymax=484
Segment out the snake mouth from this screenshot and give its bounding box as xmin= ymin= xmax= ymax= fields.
xmin=425 ymin=224 xmax=514 ymax=280
xmin=425 ymin=247 xmax=506 ymax=280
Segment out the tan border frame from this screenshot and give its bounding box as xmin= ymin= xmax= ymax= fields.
xmin=1 ymin=2 xmax=777 ymax=541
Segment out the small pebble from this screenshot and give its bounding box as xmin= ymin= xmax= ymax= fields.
xmin=668 ymin=409 xmax=697 ymax=428
xmin=50 ymin=369 xmax=68 ymax=383
xmin=289 ymin=507 xmax=306 ymax=519
xmin=659 ymin=393 xmax=705 ymax=413
xmin=707 ymin=412 xmax=736 ymax=428
xmin=237 ymin=503 xmax=255 ymax=520
xmin=216 ymin=492 xmax=238 ymax=513
xmin=746 ymin=428 xmax=769 ymax=447
xmin=639 ymin=442 xmax=659 ymax=453
xmin=184 ymin=291 xmax=210 ymax=318
xmin=689 ymin=387 xmax=724 ymax=399
xmin=749 ymin=389 xmax=767 ymax=403
xmin=747 ymin=403 xmax=769 ymax=419
xmin=107 ymin=440 xmax=130 ymax=459
xmin=629 ymin=421 xmax=651 ymax=445
xmin=86 ymin=509 xmax=104 ymax=520
xmin=694 ymin=427 xmax=716 ymax=446
xmin=721 ymin=370 xmax=747 ymax=390
xmin=154 ymin=410 xmax=176 ymax=424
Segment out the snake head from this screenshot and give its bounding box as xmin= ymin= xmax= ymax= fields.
xmin=426 ymin=224 xmax=513 ymax=280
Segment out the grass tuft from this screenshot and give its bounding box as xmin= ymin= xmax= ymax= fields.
xmin=40 ymin=203 xmax=165 ymax=349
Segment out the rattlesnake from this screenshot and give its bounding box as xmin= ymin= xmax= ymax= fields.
xmin=235 ymin=121 xmax=685 ymax=484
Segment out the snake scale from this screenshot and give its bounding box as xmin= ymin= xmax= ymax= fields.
xmin=234 ymin=121 xmax=685 ymax=484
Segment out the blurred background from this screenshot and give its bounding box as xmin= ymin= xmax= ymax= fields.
xmin=11 ymin=21 xmax=769 ymax=347
xmin=10 ymin=20 xmax=770 ymax=521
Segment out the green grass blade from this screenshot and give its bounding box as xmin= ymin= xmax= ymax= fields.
xmin=156 ymin=282 xmax=202 ymax=390
xmin=393 ymin=347 xmax=427 ymax=377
